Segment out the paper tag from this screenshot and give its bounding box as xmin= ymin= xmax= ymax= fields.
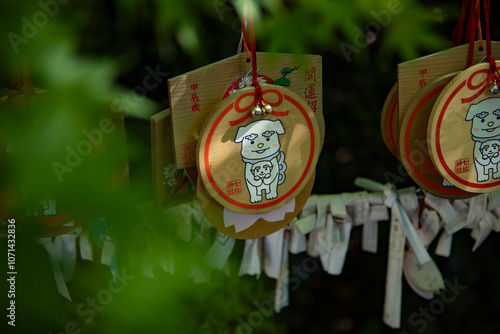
xmin=383 ymin=206 xmax=405 ymax=329
xmin=59 ymin=231 xmax=79 ymax=282
xmin=472 ymin=217 xmax=493 ymax=251
xmin=397 ymin=187 xmax=419 ymax=217
xmin=306 ymin=228 xmax=321 ymax=257
xmin=403 ymin=249 xmax=444 ymax=294
xmin=425 ymin=192 xmax=457 ymax=224
xmin=205 ymin=231 xmax=236 ymax=270
xmin=315 ymin=195 xmax=331 ymax=229
xmin=160 ymin=242 xmax=175 ymax=274
xmin=370 ymin=204 xmax=390 ymax=222
xmin=264 ymin=229 xmax=285 ymax=280
xmin=301 ymin=195 xmax=317 ymax=217
xmin=295 ymin=214 xmax=317 ymax=234
xmin=188 ymin=264 xmax=211 ymax=284
xmin=326 ymin=221 xmax=352 ymax=275
xmin=38 ymin=238 xmax=72 ymax=301
xmin=275 ymin=231 xmax=290 ymax=313
xmin=362 ymin=221 xmax=378 ymax=254
xmin=165 ymin=202 xmax=192 ymax=242
xmin=343 ymin=191 xmax=369 ymax=226
xmin=485 ymin=211 xmax=500 ymax=232
xmin=452 ymin=199 xmax=469 ymax=212
xmin=444 ymin=210 xmax=468 ymax=234
xmin=488 ymin=190 xmax=500 ymax=211
xmin=368 ymin=192 xmax=385 ymax=205
xmin=435 ymin=231 xmax=453 ymax=257
xmin=395 ymin=201 xmax=431 ymax=264
xmin=417 ymin=209 xmax=440 ymax=247
xmin=330 ymin=194 xmax=347 ymax=219
xmin=467 ymin=194 xmax=488 ymax=227
xmin=403 ymin=264 xmax=434 ymax=300
xmin=239 ymin=238 xmax=263 ymax=278
xmin=289 ymin=221 xmax=307 ymax=254
xmin=79 ymin=231 xmax=93 ymax=261
xmin=100 ymin=235 xmax=116 ymax=267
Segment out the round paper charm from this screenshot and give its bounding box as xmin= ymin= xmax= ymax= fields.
xmin=380 ymin=84 xmax=399 ymax=159
xmin=197 ymin=84 xmax=320 ymax=214
xmin=197 ymin=170 xmax=315 ymax=239
xmin=399 ymin=72 xmax=474 ymax=199
xmin=428 ymin=62 xmax=500 ymax=192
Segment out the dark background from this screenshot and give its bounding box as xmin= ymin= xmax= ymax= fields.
xmin=1 ymin=0 xmax=500 ymax=333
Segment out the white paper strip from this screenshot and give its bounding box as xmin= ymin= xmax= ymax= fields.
xmin=425 ymin=193 xmax=457 ymax=224
xmin=38 ymin=238 xmax=72 ymax=301
xmin=60 ymin=231 xmax=79 ymax=282
xmin=472 ymin=218 xmax=493 ymax=252
xmin=467 ymin=194 xmax=488 ymax=228
xmin=383 ymin=206 xmax=405 ymax=329
xmin=100 ymin=235 xmax=115 ymax=266
xmin=294 ymin=214 xmax=317 ymax=234
xmin=239 ymin=238 xmax=263 ymax=278
xmin=79 ymin=231 xmax=93 ymax=261
xmin=264 ymin=229 xmax=284 ymax=280
xmin=205 ymin=231 xmax=236 ymax=270
xmin=330 ymin=194 xmax=347 ymax=219
xmin=435 ymin=231 xmax=453 ymax=257
xmin=275 ymin=231 xmax=290 ymax=313
xmin=326 ymin=221 xmax=352 ymax=275
xmin=316 ymin=195 xmax=331 ymax=229
xmin=362 ymin=221 xmax=378 ymax=254
xmin=289 ymin=221 xmax=307 ymax=254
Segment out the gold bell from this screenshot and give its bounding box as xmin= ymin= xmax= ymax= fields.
xmin=251 ymin=105 xmax=262 ymax=117
xmin=262 ymin=104 xmax=272 ymax=115
xmin=490 ymin=80 xmax=499 ymax=94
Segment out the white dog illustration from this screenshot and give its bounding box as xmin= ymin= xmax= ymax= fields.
xmin=234 ymin=119 xmax=287 ymax=203
xmin=466 ymin=98 xmax=500 ymax=181
xmin=479 ymin=139 xmax=500 ymax=175
xmin=251 ymin=161 xmax=273 ymax=181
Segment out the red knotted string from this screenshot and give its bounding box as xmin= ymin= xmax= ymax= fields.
xmin=417 ymin=192 xmax=426 ymax=229
xmin=450 ymin=0 xmax=470 ymax=47
xmin=466 ymin=0 xmax=479 ymax=67
xmin=483 ymin=0 xmax=492 ymax=57
xmin=482 ymin=0 xmax=500 ymax=84
xmin=240 ymin=5 xmax=263 ymax=107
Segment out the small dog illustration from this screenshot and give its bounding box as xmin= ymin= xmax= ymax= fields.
xmin=479 ymin=139 xmax=500 ymax=175
xmin=251 ymin=161 xmax=273 ymax=181
xmin=234 ymin=119 xmax=287 ymax=203
xmin=480 ymin=140 xmax=500 ymax=159
xmin=466 ymin=98 xmax=500 ymax=182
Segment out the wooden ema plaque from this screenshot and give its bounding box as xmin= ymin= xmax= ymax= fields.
xmin=399 ymin=72 xmax=473 ymax=199
xmin=197 ymin=84 xmax=320 ymax=214
xmin=151 ymin=109 xmax=195 ymax=208
xmin=380 ymin=84 xmax=399 ymax=159
xmin=197 ymin=170 xmax=315 ymax=239
xmin=428 ymin=62 xmax=500 ymax=193
xmin=398 ymin=41 xmax=500 ymax=122
xmin=168 ymin=52 xmax=323 ymax=169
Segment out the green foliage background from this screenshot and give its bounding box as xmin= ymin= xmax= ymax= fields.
xmin=1 ymin=0 xmax=500 ymax=333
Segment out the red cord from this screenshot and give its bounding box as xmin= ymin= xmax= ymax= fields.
xmin=418 ymin=192 xmax=426 ymax=229
xmin=450 ymin=0 xmax=470 ymax=46
xmin=466 ymin=0 xmax=478 ymax=67
xmin=241 ymin=5 xmax=263 ymax=106
xmin=483 ymin=0 xmax=491 ymax=57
